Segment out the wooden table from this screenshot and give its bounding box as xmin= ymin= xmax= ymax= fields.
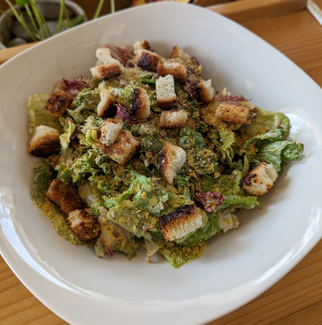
xmin=1 ymin=0 xmax=322 ymax=324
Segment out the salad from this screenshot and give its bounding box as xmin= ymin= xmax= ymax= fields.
xmin=28 ymin=40 xmax=304 ymax=268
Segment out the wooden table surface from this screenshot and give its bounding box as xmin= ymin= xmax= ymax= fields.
xmin=1 ymin=1 xmax=322 ymax=324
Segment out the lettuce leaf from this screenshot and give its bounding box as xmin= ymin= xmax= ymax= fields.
xmin=255 ymin=141 xmax=304 ymax=172
xmin=28 ymin=94 xmax=63 ymax=135
xmin=59 ymin=118 xmax=76 ymax=149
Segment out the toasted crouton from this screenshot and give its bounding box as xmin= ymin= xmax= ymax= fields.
xmin=160 ymin=142 xmax=186 ymax=184
xmin=133 ymin=40 xmax=152 ymax=54
xmin=28 ymin=125 xmax=60 ymax=157
xmin=44 ymin=92 xmax=73 ymax=117
xmin=47 ymin=179 xmax=84 ymax=215
xmin=90 ymin=63 xmax=122 ymax=81
xmin=156 ymin=75 xmax=176 ymax=109
xmin=136 ymin=49 xmax=160 ymax=72
xmin=159 ymin=204 xmax=205 ymax=241
xmin=196 ymin=79 xmax=215 ymax=103
xmin=105 ymin=130 xmax=141 ymax=165
xmin=169 ymin=45 xmax=190 ymax=64
xmin=99 ymin=118 xmax=123 ymax=147
xmin=131 ymin=88 xmax=151 ymax=119
xmin=240 ymin=162 xmax=278 ymax=196
xmin=157 ymin=60 xmax=187 ymax=83
xmin=95 ymin=47 xmax=122 ymax=67
xmin=159 ymin=110 xmax=188 ymax=129
xmin=66 ymin=209 xmax=100 ymax=241
xmin=215 ymin=102 xmax=252 ymax=125
xmin=97 ymin=88 xmax=116 ymax=118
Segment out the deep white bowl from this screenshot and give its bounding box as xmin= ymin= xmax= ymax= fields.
xmin=1 ymin=3 xmax=322 ymax=325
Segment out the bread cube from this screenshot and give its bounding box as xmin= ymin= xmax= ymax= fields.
xmin=159 ymin=204 xmax=205 ymax=241
xmin=157 ymin=60 xmax=187 ymax=83
xmin=44 ymin=91 xmax=73 ymax=117
xmin=28 ymin=125 xmax=60 ymax=157
xmin=95 ymin=47 xmax=122 ymax=67
xmin=90 ymin=63 xmax=122 ymax=81
xmin=215 ymin=102 xmax=252 ymax=124
xmin=66 ymin=209 xmax=100 ymax=241
xmin=240 ymin=162 xmax=278 ymax=196
xmin=156 ymin=75 xmax=176 ymax=109
xmin=133 ymin=40 xmax=152 ymax=54
xmin=105 ymin=130 xmax=141 ymax=165
xmin=135 ymin=49 xmax=160 ymax=72
xmin=159 ymin=110 xmax=188 ymax=129
xmin=196 ymin=79 xmax=215 ymax=103
xmin=169 ymin=45 xmax=190 ymax=64
xmin=47 ymin=178 xmax=84 ymax=215
xmin=97 ymin=88 xmax=116 ymax=118
xmin=160 ymin=141 xmax=186 ymax=184
xmin=131 ymin=88 xmax=151 ymax=120
xmin=99 ymin=118 xmax=123 ymax=147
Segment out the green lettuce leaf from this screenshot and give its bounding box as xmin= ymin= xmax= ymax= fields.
xmin=59 ymin=118 xmax=76 ymax=149
xmin=255 ymin=141 xmax=304 ymax=172
xmin=28 ymin=94 xmax=63 ymax=135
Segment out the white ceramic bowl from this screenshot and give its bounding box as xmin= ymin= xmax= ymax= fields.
xmin=1 ymin=3 xmax=322 ymax=325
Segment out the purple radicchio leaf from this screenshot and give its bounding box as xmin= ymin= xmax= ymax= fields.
xmin=220 ymin=95 xmax=246 ymax=102
xmin=61 ymin=75 xmax=93 ymax=97
xmin=182 ymin=56 xmax=202 ymax=100
xmin=194 ymin=191 xmax=223 ymax=213
xmin=116 ymin=105 xmax=155 ymax=125
xmin=106 ymin=44 xmax=135 ymax=67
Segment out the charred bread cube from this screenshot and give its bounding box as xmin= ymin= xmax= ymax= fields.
xmin=159 ymin=204 xmax=205 ymax=241
xmin=95 ymin=47 xmax=122 ymax=67
xmin=169 ymin=45 xmax=190 ymax=64
xmin=160 ymin=141 xmax=186 ymax=184
xmin=156 ymin=75 xmax=176 ymax=109
xmin=66 ymin=209 xmax=100 ymax=241
xmin=105 ymin=130 xmax=141 ymax=165
xmin=215 ymin=102 xmax=252 ymax=125
xmin=131 ymin=88 xmax=151 ymax=119
xmin=196 ymin=79 xmax=215 ymax=103
xmin=90 ymin=63 xmax=122 ymax=81
xmin=133 ymin=40 xmax=152 ymax=54
xmin=44 ymin=91 xmax=73 ymax=117
xmin=97 ymin=88 xmax=116 ymax=118
xmin=240 ymin=162 xmax=278 ymax=196
xmin=159 ymin=110 xmax=188 ymax=129
xmin=157 ymin=60 xmax=187 ymax=83
xmin=47 ymin=179 xmax=84 ymax=215
xmin=135 ymin=49 xmax=160 ymax=72
xmin=28 ymin=125 xmax=60 ymax=157
xmin=99 ymin=118 xmax=123 ymax=147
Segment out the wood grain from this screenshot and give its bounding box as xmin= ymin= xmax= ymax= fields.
xmin=208 ymin=0 xmax=307 ymax=23
xmin=1 ymin=4 xmax=322 ymax=325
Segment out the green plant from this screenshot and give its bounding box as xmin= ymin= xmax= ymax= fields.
xmin=3 ymin=0 xmax=115 ymax=42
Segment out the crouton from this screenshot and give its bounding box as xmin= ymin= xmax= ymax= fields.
xmin=43 ymin=92 xmax=73 ymax=117
xmin=97 ymin=88 xmax=116 ymax=118
xmin=47 ymin=179 xmax=84 ymax=215
xmin=159 ymin=204 xmax=205 ymax=241
xmin=105 ymin=130 xmax=141 ymax=165
xmin=156 ymin=75 xmax=176 ymax=109
xmin=160 ymin=142 xmax=186 ymax=184
xmin=159 ymin=110 xmax=188 ymax=129
xmin=131 ymin=88 xmax=151 ymax=119
xmin=157 ymin=60 xmax=187 ymax=83
xmin=66 ymin=209 xmax=100 ymax=241
xmin=239 ymin=162 xmax=278 ymax=196
xmin=99 ymin=118 xmax=123 ymax=147
xmin=135 ymin=49 xmax=160 ymax=72
xmin=169 ymin=45 xmax=190 ymax=64
xmin=90 ymin=63 xmax=122 ymax=81
xmin=95 ymin=47 xmax=122 ymax=67
xmin=186 ymin=118 xmax=196 ymax=131
xmin=28 ymin=125 xmax=60 ymax=157
xmin=133 ymin=40 xmax=152 ymax=54
xmin=196 ymin=79 xmax=215 ymax=103
xmin=215 ymin=102 xmax=252 ymax=124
